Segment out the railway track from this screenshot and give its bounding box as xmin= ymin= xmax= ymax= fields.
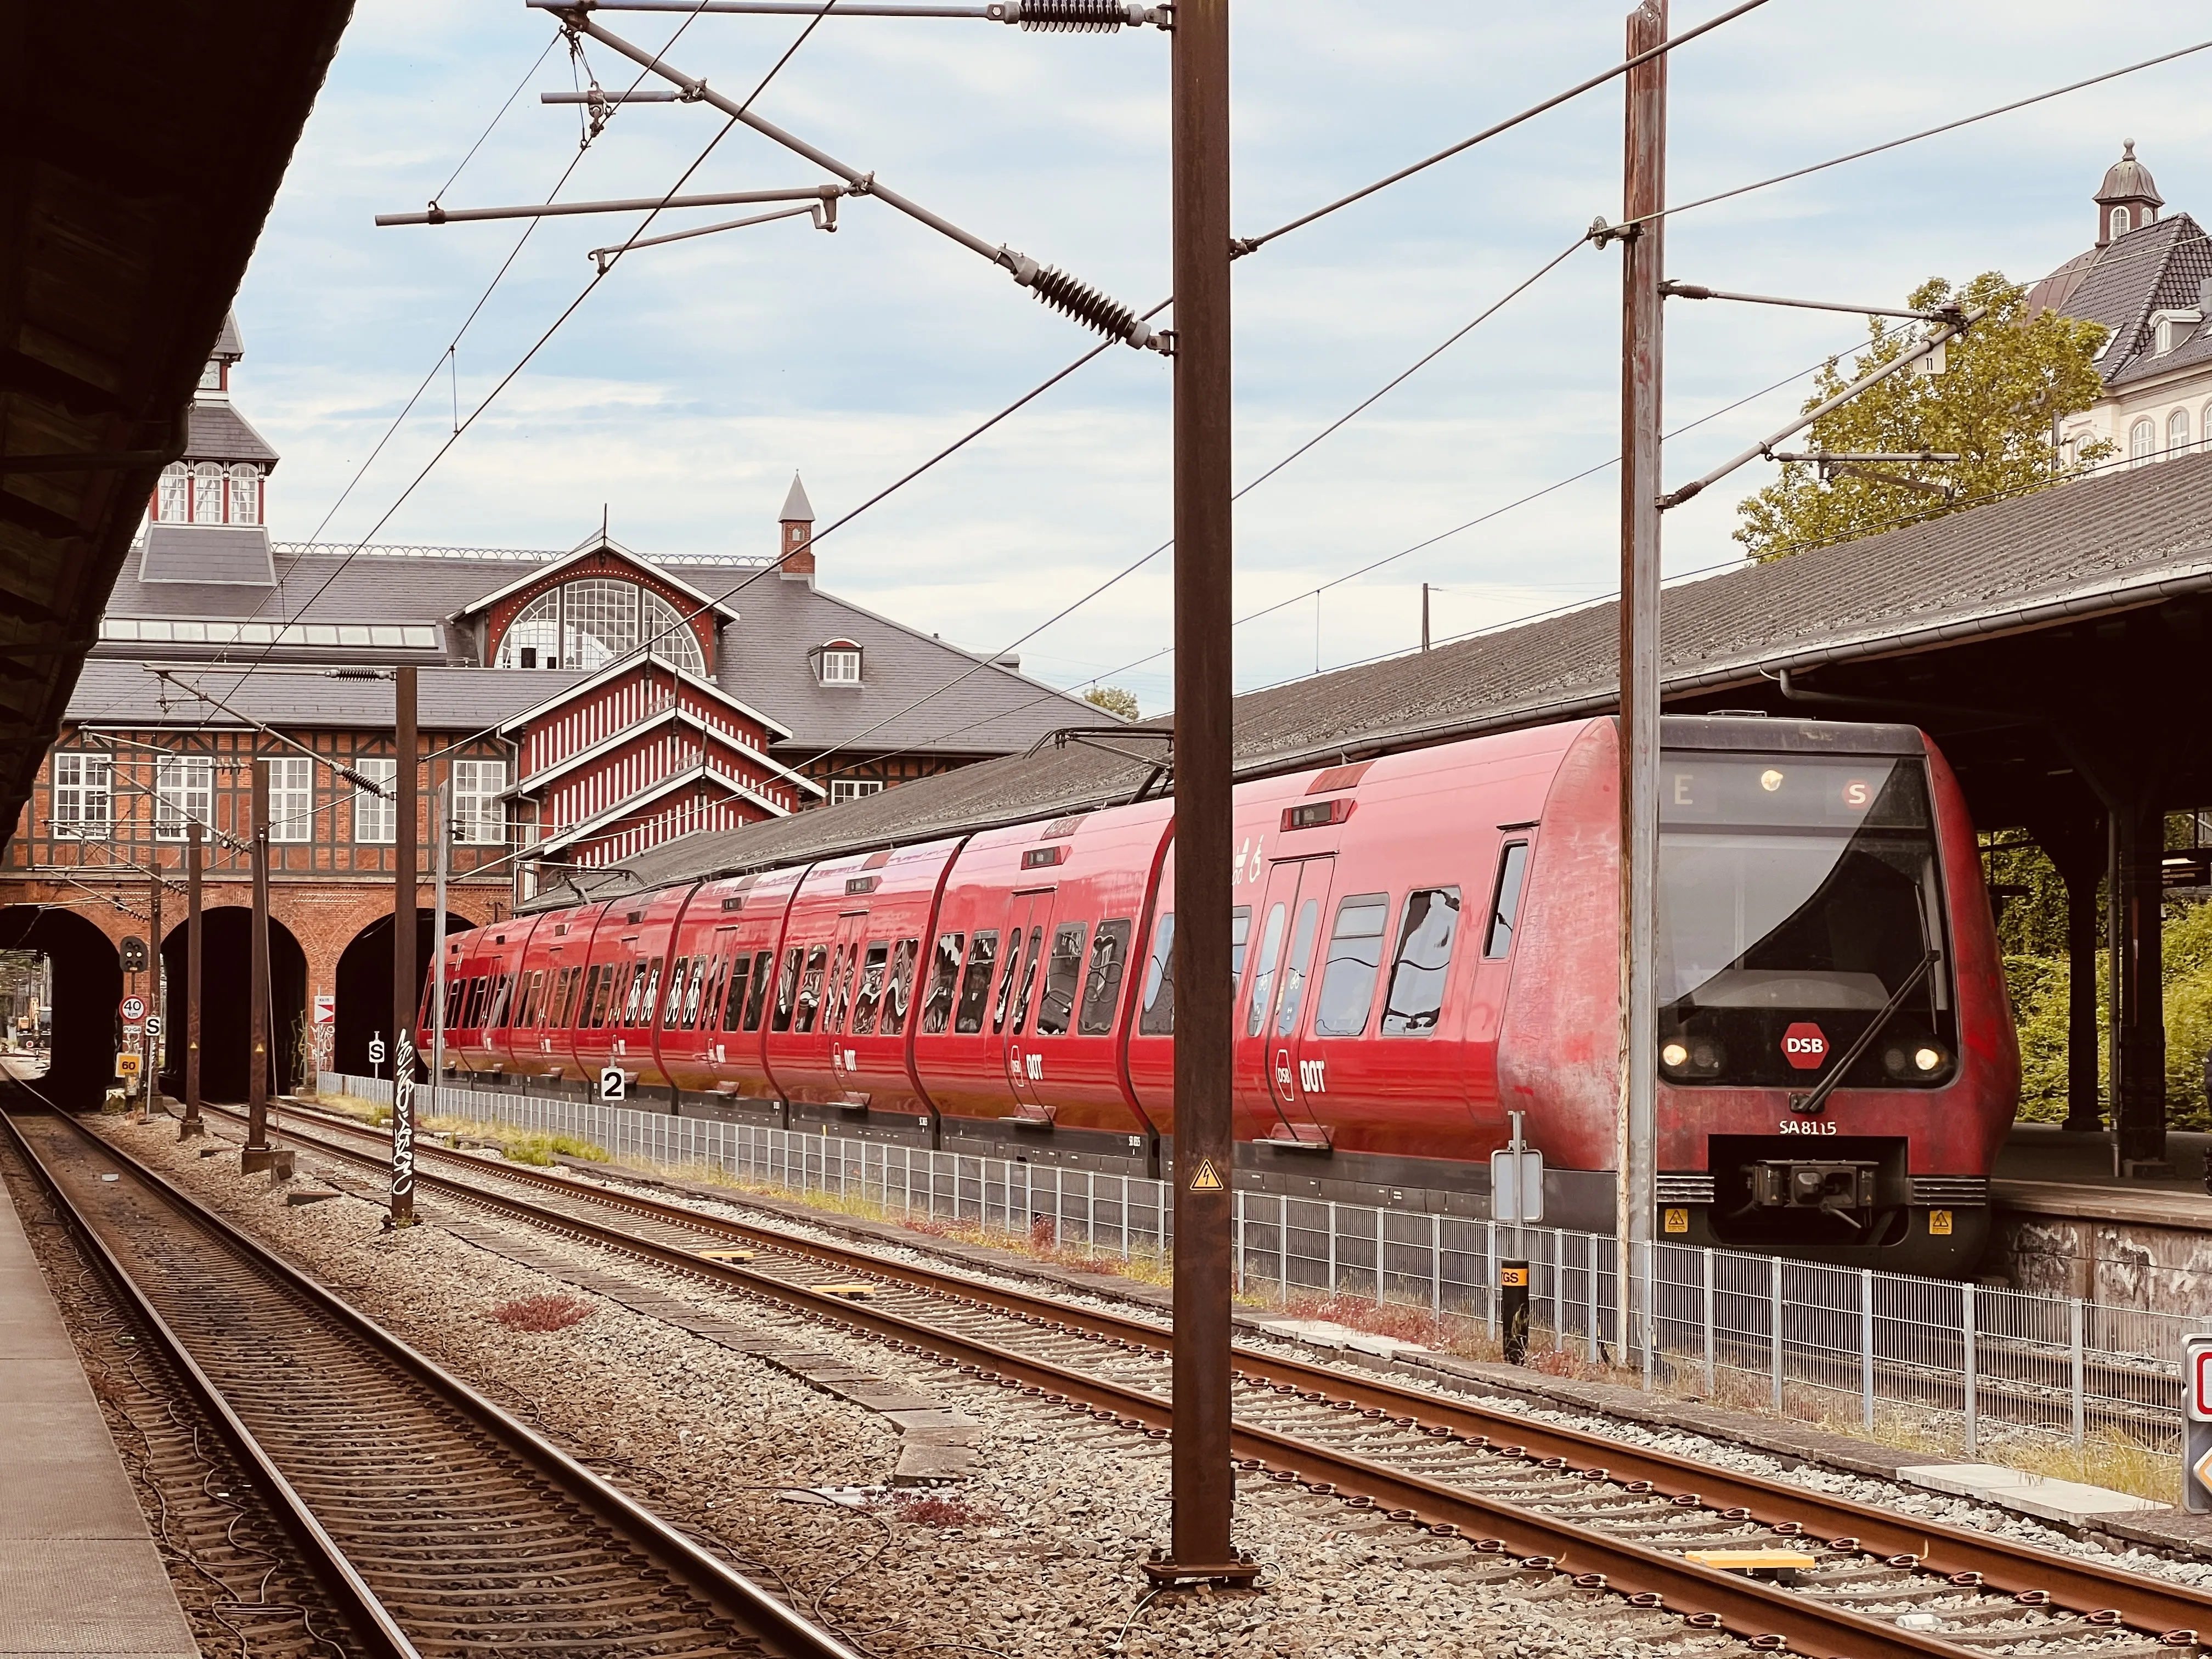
xmin=2 ymin=1099 xmax=861 ymax=1659
xmin=205 ymin=1096 xmax=2211 ymax=1659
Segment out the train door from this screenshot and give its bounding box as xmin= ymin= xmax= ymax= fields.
xmin=997 ymin=888 xmax=1053 ymax=1118
xmin=1237 ymin=855 xmax=1335 ymax=1146
xmin=822 ymin=909 xmax=868 ymax=1076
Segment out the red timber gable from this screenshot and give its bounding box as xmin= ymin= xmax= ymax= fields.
xmin=503 ymin=658 xmax=821 ymax=868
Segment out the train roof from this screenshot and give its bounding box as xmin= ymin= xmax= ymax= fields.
xmin=562 ymin=451 xmax=2212 ymax=904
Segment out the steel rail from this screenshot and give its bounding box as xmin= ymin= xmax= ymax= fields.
xmin=234 ymin=1101 xmax=2206 ymax=1655
xmin=249 ymin=1098 xmax=2212 ymax=1635
xmin=1 ymin=1107 xmax=421 ymax=1659
xmin=18 ymin=1103 xmax=862 ymax=1659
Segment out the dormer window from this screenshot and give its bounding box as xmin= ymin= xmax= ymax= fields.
xmin=2153 ymin=310 xmax=2203 ymax=356
xmin=155 ymin=464 xmax=190 ymax=522
xmin=2111 ymin=206 xmax=2131 ymax=238
xmin=816 ymin=641 xmax=862 ymax=685
xmin=192 ymin=462 xmax=224 ymax=522
xmin=229 ymin=465 xmax=261 ymax=525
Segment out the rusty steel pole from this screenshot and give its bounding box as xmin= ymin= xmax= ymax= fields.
xmin=1615 ymin=0 xmax=1666 ymax=1364
xmin=181 ymin=821 xmax=204 ymax=1138
xmin=391 ymin=667 xmax=419 ymax=1225
xmin=244 ymin=758 xmax=273 ymax=1164
xmin=1148 ymin=0 xmax=1251 ymax=1590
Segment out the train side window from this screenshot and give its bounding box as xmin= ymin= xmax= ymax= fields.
xmin=555 ymin=966 xmax=581 ymax=1028
xmin=922 ymin=932 xmax=965 ymax=1034
xmin=1138 ymin=912 xmax=1175 ymax=1035
xmin=1080 ymin=919 xmax=1132 ymax=1035
xmin=881 ymin=938 xmax=919 ymax=1037
xmin=722 ymin=955 xmax=752 ymax=1032
xmin=1036 ymin=922 xmax=1088 ymax=1036
xmin=465 ymin=975 xmax=488 ymax=1028
xmin=662 ymin=957 xmax=692 ymax=1026
xmin=822 ymin=941 xmax=853 ymax=1034
xmin=1314 ymin=893 xmax=1390 ymax=1037
xmin=579 ymin=967 xmax=606 ymax=1028
xmin=524 ymin=969 xmax=547 ymax=1028
xmin=771 ymin=948 xmax=804 ymax=1032
xmin=1275 ymin=900 xmax=1321 ymax=1037
xmin=1244 ymin=904 xmax=1288 ymax=1037
xmin=794 ymin=945 xmax=828 ymax=1032
xmin=486 ymin=974 xmax=514 ymax=1030
xmin=1003 ymin=926 xmax=1043 ymax=1036
xmin=956 ymin=931 xmax=1000 ymax=1034
xmin=851 ymin=941 xmax=890 ymax=1036
xmin=685 ymin=955 xmax=712 ymax=1035
xmin=688 ymin=956 xmax=720 ymax=1030
xmin=1382 ymin=887 xmax=1462 ymax=1035
xmin=630 ymin=957 xmax=663 ymax=1027
xmin=743 ymin=950 xmax=775 ymax=1031
xmin=1232 ymin=905 xmax=1253 ymax=981
xmin=505 ymin=973 xmax=527 ymax=1030
xmin=1484 ymin=842 xmax=1531 ymax=959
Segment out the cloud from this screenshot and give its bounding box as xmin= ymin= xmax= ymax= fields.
xmin=239 ymin=0 xmax=2212 ymax=712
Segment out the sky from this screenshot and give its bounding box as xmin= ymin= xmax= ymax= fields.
xmin=234 ymin=0 xmax=2212 ymax=716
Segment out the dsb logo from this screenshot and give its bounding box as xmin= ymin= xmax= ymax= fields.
xmin=1781 ymin=1022 xmax=1828 ymax=1070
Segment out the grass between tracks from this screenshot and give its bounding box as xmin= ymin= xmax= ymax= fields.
xmin=308 ymin=1091 xmax=2178 ymax=1502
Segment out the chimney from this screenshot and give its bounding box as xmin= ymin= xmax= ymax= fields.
xmin=777 ymin=473 xmax=815 ymax=582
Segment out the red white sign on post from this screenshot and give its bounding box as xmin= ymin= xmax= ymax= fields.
xmin=313 ymin=994 xmax=336 ymax=1028
xmin=119 ymin=996 xmax=146 ymax=1023
xmin=2190 ymin=1340 xmax=2212 ymax=1423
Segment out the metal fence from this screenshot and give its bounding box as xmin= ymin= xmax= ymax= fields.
xmin=320 ymin=1073 xmax=2193 ymax=1461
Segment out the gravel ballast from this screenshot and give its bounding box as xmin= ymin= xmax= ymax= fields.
xmin=104 ymin=1115 xmax=1713 ymax=1659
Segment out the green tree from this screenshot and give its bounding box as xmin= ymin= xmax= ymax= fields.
xmin=1082 ymin=685 xmax=1141 ymax=720
xmin=1734 ymin=272 xmax=2111 ymax=561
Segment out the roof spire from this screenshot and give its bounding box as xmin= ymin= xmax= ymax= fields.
xmin=778 ymin=473 xmax=815 ymax=582
xmin=779 ymin=472 xmax=814 ymax=523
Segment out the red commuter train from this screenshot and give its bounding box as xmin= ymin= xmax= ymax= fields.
xmin=431 ymin=714 xmax=2017 ymax=1274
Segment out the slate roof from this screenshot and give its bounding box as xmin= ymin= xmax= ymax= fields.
xmin=95 ymin=534 xmax=1104 ymax=756
xmin=183 ymin=400 xmax=280 ymax=464
xmin=2032 ymin=213 xmax=2212 ymax=390
xmin=586 ymin=450 xmax=2212 ymax=899
xmin=62 ymin=660 xmax=587 ymax=731
xmin=139 ymin=525 xmax=274 ymax=586
xmin=211 ymin=312 xmax=244 ymax=360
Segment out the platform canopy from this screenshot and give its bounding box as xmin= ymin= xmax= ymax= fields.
xmin=0 ymin=0 xmax=352 ymax=856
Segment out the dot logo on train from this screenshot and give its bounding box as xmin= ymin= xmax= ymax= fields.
xmin=1780 ymin=1023 xmax=1829 ymax=1070
xmin=430 ymin=715 xmax=2015 ymax=1277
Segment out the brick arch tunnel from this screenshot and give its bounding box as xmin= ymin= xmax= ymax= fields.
xmin=333 ymin=911 xmax=476 ymax=1081
xmin=156 ymin=907 xmax=308 ymax=1103
xmin=0 ymin=906 xmax=123 ymax=1109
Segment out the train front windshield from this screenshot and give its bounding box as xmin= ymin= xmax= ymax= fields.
xmin=1656 ymin=752 xmax=1955 ymax=1090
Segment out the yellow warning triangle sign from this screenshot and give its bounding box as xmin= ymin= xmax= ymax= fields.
xmin=1189 ymin=1157 xmax=1224 ymax=1192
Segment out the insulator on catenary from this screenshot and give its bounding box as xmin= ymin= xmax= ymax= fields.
xmin=1017 ymin=264 xmax=1158 ymax=349
xmin=992 ymin=0 xmax=1150 ymax=32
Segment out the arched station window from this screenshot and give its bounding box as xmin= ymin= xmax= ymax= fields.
xmin=2131 ymin=418 xmax=2157 ymax=466
xmin=494 ymin=578 xmax=704 ymax=673
xmin=228 ymin=465 xmax=261 ymax=525
xmin=155 ymin=464 xmax=190 ymax=522
xmin=191 ymin=461 xmax=224 ymax=522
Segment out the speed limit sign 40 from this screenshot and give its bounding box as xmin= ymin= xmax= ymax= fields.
xmin=120 ymin=995 xmax=146 ymax=1023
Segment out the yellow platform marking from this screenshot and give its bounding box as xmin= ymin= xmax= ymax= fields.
xmin=1189 ymin=1158 xmax=1224 ymax=1192
xmin=815 ymin=1283 xmax=877 ymax=1298
xmin=1684 ymin=1550 xmax=1818 ymax=1574
xmin=695 ymin=1247 xmax=757 ymax=1262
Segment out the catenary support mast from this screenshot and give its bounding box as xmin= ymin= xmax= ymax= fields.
xmin=1149 ymin=0 xmax=1252 ymax=1590
xmin=1616 ymin=0 xmax=1666 ymax=1361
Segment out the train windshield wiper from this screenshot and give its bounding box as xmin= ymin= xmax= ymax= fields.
xmin=1786 ymin=949 xmax=1940 ymax=1118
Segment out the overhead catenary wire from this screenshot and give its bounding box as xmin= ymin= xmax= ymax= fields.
xmin=1610 ymin=32 xmax=2212 ymax=235
xmin=1229 ymin=0 xmax=1773 ymax=258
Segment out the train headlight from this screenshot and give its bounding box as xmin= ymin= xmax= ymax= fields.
xmin=1661 ymin=1041 xmax=1689 ymax=1068
xmin=1759 ymin=768 xmax=1785 ymax=792
xmin=1913 ymin=1045 xmax=1945 ymax=1073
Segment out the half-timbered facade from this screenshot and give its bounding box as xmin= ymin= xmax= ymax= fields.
xmin=0 ymin=314 xmax=1105 ymax=1098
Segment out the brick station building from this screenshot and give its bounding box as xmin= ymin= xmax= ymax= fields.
xmin=0 ymin=318 xmax=1101 ymax=1102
